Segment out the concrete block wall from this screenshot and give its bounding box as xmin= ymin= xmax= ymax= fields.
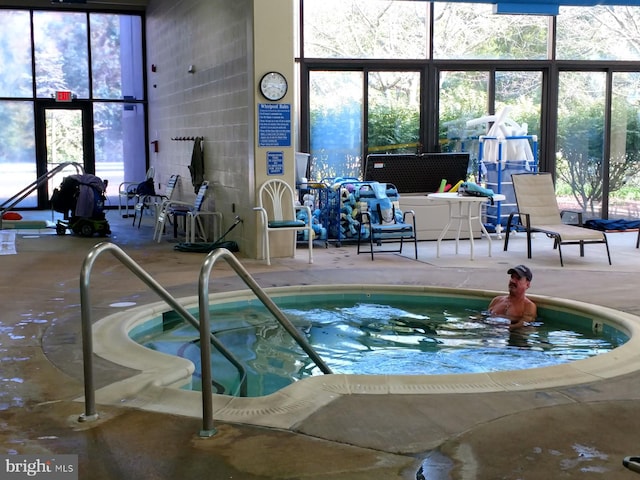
xmin=146 ymin=0 xmax=254 ymax=250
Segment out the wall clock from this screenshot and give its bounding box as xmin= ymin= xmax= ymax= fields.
xmin=259 ymin=71 xmax=288 ymax=101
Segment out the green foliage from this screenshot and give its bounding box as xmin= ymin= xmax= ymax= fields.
xmin=556 ymin=101 xmax=640 ymax=213
xmin=367 ymin=104 xmax=419 ymax=151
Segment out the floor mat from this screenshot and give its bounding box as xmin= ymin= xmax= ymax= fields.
xmin=0 ymin=230 xmax=16 ymax=255
xmin=1 ymin=219 xmax=55 ymax=229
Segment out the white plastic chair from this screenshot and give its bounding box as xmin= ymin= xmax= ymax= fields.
xmin=253 ymin=178 xmax=313 ymax=265
xmin=118 ymin=166 xmax=155 ymax=218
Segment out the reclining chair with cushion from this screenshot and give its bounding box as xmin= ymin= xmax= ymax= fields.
xmin=504 ymin=172 xmax=611 ymax=266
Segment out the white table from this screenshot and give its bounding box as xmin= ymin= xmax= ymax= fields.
xmin=427 ymin=192 xmax=506 ymax=260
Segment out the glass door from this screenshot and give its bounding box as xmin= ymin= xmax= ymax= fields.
xmin=35 ymin=101 xmax=95 ymax=208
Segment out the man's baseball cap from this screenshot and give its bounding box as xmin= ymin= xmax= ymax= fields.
xmin=507 ymin=264 xmax=532 ymax=281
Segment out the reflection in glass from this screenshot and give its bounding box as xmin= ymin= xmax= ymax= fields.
xmin=438 ymin=70 xmax=489 ymax=168
xmin=367 ymin=71 xmax=420 ymax=155
xmin=433 ymin=2 xmax=549 ymax=60
xmin=303 ymin=0 xmax=428 ymax=59
xmin=0 ymin=10 xmax=33 ymax=97
xmin=34 ymin=11 xmax=89 ymax=99
xmin=556 ymin=71 xmax=605 ymax=218
xmin=0 ymin=102 xmax=36 ymax=207
xmin=609 ymin=73 xmax=640 ymax=220
xmin=309 ymin=71 xmax=362 ymax=180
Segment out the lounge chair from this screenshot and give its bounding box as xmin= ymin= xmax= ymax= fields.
xmin=504 ymin=172 xmax=611 ymax=266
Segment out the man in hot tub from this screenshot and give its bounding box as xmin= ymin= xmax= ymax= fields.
xmin=487 ymin=264 xmax=537 ymax=331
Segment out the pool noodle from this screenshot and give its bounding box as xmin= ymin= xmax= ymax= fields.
xmin=437 ymin=179 xmax=447 ymax=193
xmin=449 ymin=180 xmax=464 ymax=193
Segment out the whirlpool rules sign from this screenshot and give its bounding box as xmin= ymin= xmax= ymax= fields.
xmin=0 ymin=455 xmax=77 ymax=479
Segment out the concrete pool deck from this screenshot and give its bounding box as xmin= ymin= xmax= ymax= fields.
xmin=3 ymin=211 xmax=640 ymax=479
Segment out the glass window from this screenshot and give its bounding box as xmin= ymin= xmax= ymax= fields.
xmin=43 ymin=107 xmax=86 ymax=195
xmin=91 ymin=14 xmax=144 ymax=100
xmin=303 ymin=0 xmax=428 ymax=59
xmin=557 ymin=6 xmax=640 ymax=61
xmin=438 ymin=70 xmax=489 ymax=164
xmin=33 ymin=11 xmax=89 ymax=99
xmin=433 ymin=2 xmax=549 ymax=60
xmin=555 ymin=71 xmax=606 ymax=218
xmin=609 ymin=72 xmax=640 ymax=219
xmin=45 ymin=108 xmax=84 ymax=167
xmin=0 ymin=11 xmax=33 ymax=97
xmin=367 ymin=71 xmax=421 ymax=154
xmin=94 ymin=101 xmax=147 ymax=207
xmin=0 ymin=101 xmax=37 ymax=207
xmin=309 ymin=71 xmax=363 ymax=180
xmin=495 ymin=71 xmax=542 ymax=139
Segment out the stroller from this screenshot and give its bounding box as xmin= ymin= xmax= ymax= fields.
xmin=51 ymin=173 xmax=111 ymax=237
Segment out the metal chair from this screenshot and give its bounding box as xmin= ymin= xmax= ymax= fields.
xmin=118 ymin=166 xmax=154 ymax=218
xmin=504 ymin=173 xmax=611 ymax=266
xmin=154 ymin=180 xmax=215 ymax=243
xmin=132 ymin=174 xmax=179 ymax=228
xmin=254 ymin=178 xmax=313 ymax=265
xmin=356 ymin=183 xmax=418 ymax=261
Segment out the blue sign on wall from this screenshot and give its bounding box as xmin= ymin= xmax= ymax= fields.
xmin=267 ymin=151 xmax=284 ymax=175
xmin=259 ymin=103 xmax=291 ymax=147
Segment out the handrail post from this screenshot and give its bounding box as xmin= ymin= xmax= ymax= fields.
xmin=78 ymin=242 xmax=110 ymax=422
xmin=78 ymin=242 xmax=246 ymax=429
xmin=79 ymin=243 xmax=330 ymax=436
xmin=198 ymin=261 xmax=216 ymax=437
xmin=78 ymin=276 xmax=98 ymax=421
xmin=198 ymin=248 xmax=333 ymax=436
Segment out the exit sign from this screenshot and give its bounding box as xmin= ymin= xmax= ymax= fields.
xmin=55 ymin=91 xmax=73 ymax=102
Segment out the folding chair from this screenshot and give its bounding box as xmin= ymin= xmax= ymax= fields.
xmin=118 ymin=166 xmax=154 ymax=218
xmin=154 ymin=180 xmax=213 ymax=243
xmin=504 ymin=173 xmax=611 ymax=266
xmin=254 ymin=178 xmax=313 ymax=265
xmin=356 ymin=183 xmax=418 ymax=261
xmin=132 ymin=174 xmax=179 ymax=228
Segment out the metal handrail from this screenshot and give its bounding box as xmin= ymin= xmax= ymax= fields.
xmin=0 ymin=162 xmax=84 ymax=224
xmin=197 ymin=248 xmax=333 ymax=437
xmin=78 ymin=242 xmax=248 ymax=422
